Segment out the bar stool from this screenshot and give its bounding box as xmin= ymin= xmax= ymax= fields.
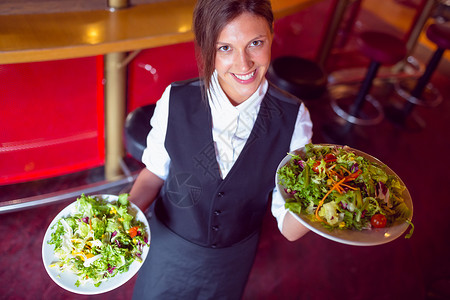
xmin=124 ymin=104 xmax=156 ymax=161
xmin=266 ymin=56 xmax=327 ymax=100
xmin=330 ymin=31 xmax=407 ymax=126
xmin=267 ymin=0 xmax=355 ymax=101
xmin=386 ymin=22 xmax=450 ymax=129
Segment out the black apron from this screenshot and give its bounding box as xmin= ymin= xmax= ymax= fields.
xmin=132 ymin=211 xmax=260 ymax=300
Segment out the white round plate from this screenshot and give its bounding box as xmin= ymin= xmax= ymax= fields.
xmin=42 ymin=194 xmax=150 ymax=294
xmin=276 ymin=144 xmax=413 ymax=246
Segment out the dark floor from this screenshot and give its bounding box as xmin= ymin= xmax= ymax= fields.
xmin=2 ymin=2 xmax=450 ymax=300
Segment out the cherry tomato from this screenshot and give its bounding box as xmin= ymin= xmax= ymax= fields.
xmin=371 ymin=214 xmax=387 ymax=228
xmin=324 ymin=153 xmax=337 ymax=162
xmin=312 ymin=161 xmax=320 ymax=173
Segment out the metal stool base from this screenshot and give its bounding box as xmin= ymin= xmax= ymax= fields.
xmin=329 ymin=85 xmax=384 ymax=126
xmin=395 ymin=78 xmax=443 ymax=107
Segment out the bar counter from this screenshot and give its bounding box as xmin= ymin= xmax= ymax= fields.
xmin=0 ymin=0 xmax=320 ymax=64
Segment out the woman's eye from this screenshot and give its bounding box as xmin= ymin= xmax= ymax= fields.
xmin=218 ymin=45 xmax=230 ymax=52
xmin=250 ymin=40 xmax=263 ymax=47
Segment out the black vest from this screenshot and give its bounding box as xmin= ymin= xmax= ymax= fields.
xmin=154 ymin=78 xmax=300 ymax=248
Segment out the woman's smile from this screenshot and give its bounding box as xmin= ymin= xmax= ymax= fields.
xmin=233 ymin=69 xmax=257 ymax=82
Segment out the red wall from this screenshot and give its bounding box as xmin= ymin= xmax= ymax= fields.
xmin=0 ymin=42 xmax=199 ymax=186
xmin=127 ymin=41 xmax=199 ymax=111
xmin=0 ymin=56 xmax=105 ymax=185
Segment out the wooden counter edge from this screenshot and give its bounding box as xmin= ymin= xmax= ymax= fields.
xmin=0 ymin=0 xmax=320 ymax=64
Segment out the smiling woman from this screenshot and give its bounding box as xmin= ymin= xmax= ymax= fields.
xmin=128 ymin=0 xmax=313 ymax=299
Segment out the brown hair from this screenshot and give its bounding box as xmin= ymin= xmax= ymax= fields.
xmin=192 ymin=0 xmax=274 ymax=95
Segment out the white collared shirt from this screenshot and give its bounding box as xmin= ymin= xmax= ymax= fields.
xmin=141 ymin=72 xmax=313 ymax=233
xmin=208 ymin=71 xmax=267 ymax=178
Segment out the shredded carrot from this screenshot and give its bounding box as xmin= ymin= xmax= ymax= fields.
xmin=315 ymin=177 xmax=346 ymax=222
xmin=334 ymin=184 xmax=345 ymax=194
xmin=315 ymin=170 xmax=361 ymax=223
xmin=328 ymin=169 xmax=339 ymax=176
xmin=340 ymin=183 xmax=357 ymax=190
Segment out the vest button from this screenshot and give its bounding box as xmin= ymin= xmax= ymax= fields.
xmin=217 ymin=192 xmax=224 ymax=197
xmin=212 ymin=225 xmax=219 ymax=231
xmin=214 ymin=210 xmax=221 ymax=216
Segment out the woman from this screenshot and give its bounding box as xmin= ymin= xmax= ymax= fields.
xmin=131 ymin=0 xmax=312 ymax=298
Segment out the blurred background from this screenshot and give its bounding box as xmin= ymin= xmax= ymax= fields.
xmin=1 ymin=0 xmax=450 ymax=299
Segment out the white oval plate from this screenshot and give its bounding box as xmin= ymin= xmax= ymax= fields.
xmin=42 ymin=194 xmax=150 ymax=294
xmin=276 ymin=144 xmax=413 ymax=246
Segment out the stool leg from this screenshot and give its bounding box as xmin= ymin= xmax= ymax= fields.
xmin=402 ymin=99 xmax=415 ymax=116
xmin=410 ymin=47 xmax=445 ymax=99
xmin=349 ymin=61 xmax=381 ymax=117
xmin=324 ymin=60 xmax=383 ymax=143
xmin=402 ymin=47 xmax=445 ymax=116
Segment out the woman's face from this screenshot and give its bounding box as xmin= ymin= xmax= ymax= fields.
xmin=215 ymin=12 xmax=273 ymax=105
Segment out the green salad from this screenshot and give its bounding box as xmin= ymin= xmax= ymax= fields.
xmin=48 ymin=194 xmax=149 ymax=287
xmin=277 ymin=144 xmax=414 ymax=238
